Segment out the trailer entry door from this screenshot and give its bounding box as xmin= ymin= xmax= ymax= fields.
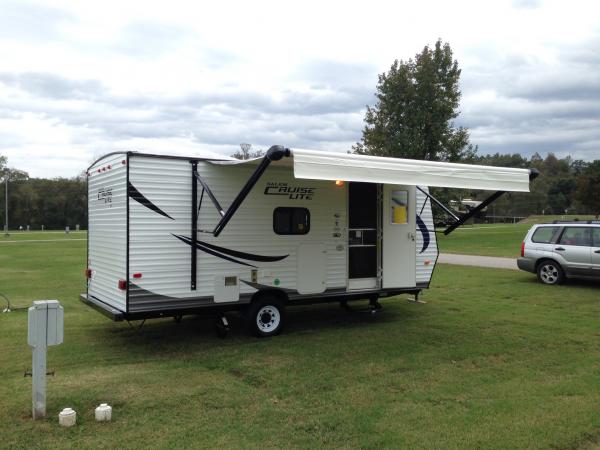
xmin=348 ymin=182 xmax=379 ymax=290
xmin=382 ymin=185 xmax=416 ymax=288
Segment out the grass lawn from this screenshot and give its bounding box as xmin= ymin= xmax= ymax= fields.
xmin=2 ymin=235 xmax=600 ymax=449
xmin=438 ymin=214 xmax=599 ymax=258
xmin=520 ymin=215 xmax=597 ymax=224
xmin=437 ymin=223 xmax=532 ymax=258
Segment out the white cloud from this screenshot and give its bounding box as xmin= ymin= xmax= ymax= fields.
xmin=0 ymin=0 xmax=599 ymax=177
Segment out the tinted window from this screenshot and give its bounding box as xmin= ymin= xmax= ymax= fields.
xmin=532 ymin=226 xmax=558 ymax=243
xmin=273 ymin=207 xmax=310 ymax=235
xmin=558 ymin=227 xmax=591 ymax=246
xmin=593 ymin=228 xmax=600 ymax=247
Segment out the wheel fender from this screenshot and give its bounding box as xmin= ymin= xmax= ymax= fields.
xmin=250 ymin=288 xmax=289 ymax=305
xmin=535 ymin=258 xmax=560 ymax=271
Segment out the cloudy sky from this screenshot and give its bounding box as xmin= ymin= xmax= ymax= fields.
xmin=0 ymin=0 xmax=599 ymax=177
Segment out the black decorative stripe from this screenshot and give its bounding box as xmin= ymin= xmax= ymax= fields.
xmin=239 ymin=279 xmax=296 ymax=293
xmin=173 ymin=235 xmax=258 ymax=268
xmin=195 ymin=240 xmax=289 ymax=262
xmin=128 ymin=182 xmax=174 ymax=220
xmin=416 ymin=214 xmax=430 ymax=254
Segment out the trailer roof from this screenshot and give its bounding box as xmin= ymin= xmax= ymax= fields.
xmin=214 ymin=148 xmax=533 ymax=192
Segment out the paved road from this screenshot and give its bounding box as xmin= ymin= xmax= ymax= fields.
xmin=438 ymin=253 xmax=519 ymax=270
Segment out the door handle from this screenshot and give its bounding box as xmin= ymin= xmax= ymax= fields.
xmin=555 ymin=247 xmax=565 ymax=251
xmin=595 ymin=250 xmax=600 ymax=254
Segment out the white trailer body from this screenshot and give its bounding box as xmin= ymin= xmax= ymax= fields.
xmin=83 ymin=148 xmax=533 ymax=327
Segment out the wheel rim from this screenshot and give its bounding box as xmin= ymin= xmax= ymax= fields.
xmin=256 ymin=305 xmax=280 ymax=333
xmin=540 ymin=264 xmax=559 ymax=284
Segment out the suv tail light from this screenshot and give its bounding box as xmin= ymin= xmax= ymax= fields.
xmin=521 ymin=241 xmax=525 ymax=257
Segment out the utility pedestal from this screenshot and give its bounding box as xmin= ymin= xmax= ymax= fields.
xmin=28 ymin=300 xmax=63 ymax=419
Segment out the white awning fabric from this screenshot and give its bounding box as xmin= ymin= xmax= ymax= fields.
xmin=291 ymin=149 xmax=531 ymax=192
xmin=210 ymin=149 xmax=532 ymax=192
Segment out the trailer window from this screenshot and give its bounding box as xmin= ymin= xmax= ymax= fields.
xmin=390 ymin=190 xmax=408 ymax=224
xmin=273 ymin=207 xmax=310 ymax=235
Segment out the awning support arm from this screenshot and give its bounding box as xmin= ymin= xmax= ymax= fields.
xmin=191 ymin=145 xmax=291 ymax=239
xmin=191 ymin=162 xmax=198 ymax=290
xmin=443 ymin=190 xmax=506 ymax=235
xmin=416 ymin=186 xmax=459 ymax=222
xmin=213 ymin=145 xmax=291 ymax=237
xmin=193 ymin=170 xmax=225 ymax=217
xmin=442 ymin=168 xmax=540 ymax=235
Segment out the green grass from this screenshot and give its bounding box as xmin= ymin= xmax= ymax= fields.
xmin=519 ymin=215 xmax=597 ymax=224
xmin=2 ymin=237 xmax=600 ymax=449
xmin=437 ymin=214 xmax=599 ymax=258
xmin=1 ymin=230 xmax=86 ymax=241
xmin=437 ymin=223 xmax=532 ymax=258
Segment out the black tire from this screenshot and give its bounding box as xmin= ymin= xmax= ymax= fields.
xmin=247 ymin=296 xmax=286 ymax=337
xmin=536 ymin=260 xmax=565 ymax=285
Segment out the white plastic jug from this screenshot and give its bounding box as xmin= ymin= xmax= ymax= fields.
xmin=58 ymin=408 xmax=76 ymax=427
xmin=95 ymin=403 xmax=112 ymax=422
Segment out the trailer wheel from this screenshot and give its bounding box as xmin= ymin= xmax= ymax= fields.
xmin=248 ymin=296 xmax=286 ymax=337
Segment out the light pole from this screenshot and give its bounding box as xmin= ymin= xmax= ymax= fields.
xmin=3 ymin=170 xmax=8 ymax=237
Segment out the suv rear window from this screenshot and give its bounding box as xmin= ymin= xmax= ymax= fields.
xmin=531 ymin=226 xmax=558 ymax=243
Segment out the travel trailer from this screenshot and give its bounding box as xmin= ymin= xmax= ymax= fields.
xmin=81 ymin=146 xmax=536 ymax=336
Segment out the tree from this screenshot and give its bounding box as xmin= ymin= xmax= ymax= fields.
xmin=576 ymin=161 xmax=600 ymax=217
xmin=231 ymin=144 xmax=264 ymax=160
xmin=353 ymin=39 xmax=476 ymax=162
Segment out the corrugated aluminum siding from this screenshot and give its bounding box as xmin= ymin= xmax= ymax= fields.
xmin=416 ymin=187 xmax=438 ymax=286
xmin=87 ymin=153 xmax=127 ymax=311
xmin=128 ymin=155 xmax=347 ymax=312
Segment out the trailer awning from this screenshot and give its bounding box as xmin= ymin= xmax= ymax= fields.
xmin=292 ymin=149 xmax=531 ymax=192
xmin=212 ymin=148 xmax=533 ymax=192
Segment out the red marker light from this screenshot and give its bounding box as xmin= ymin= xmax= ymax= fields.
xmin=85 ymin=268 xmax=92 ymax=278
xmin=118 ymin=279 xmax=127 ymax=290
xmin=132 ymin=273 xmax=142 ymax=279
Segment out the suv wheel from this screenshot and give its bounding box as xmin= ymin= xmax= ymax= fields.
xmin=537 ymin=260 xmax=565 ymax=285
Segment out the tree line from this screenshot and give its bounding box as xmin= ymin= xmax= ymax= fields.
xmin=0 ymin=149 xmax=598 ymax=232
xmin=0 ymin=157 xmax=87 ymax=230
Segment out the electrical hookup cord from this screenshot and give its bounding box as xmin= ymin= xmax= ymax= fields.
xmin=0 ymin=292 xmax=29 ymax=313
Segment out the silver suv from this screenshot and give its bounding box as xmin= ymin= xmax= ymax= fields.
xmin=518 ymin=221 xmax=600 ymax=285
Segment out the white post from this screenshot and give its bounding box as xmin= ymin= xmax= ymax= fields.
xmin=4 ymin=174 xmax=8 ymax=237
xmin=28 ymin=300 xmax=64 ymax=420
xmin=31 ymin=335 xmax=47 ymax=419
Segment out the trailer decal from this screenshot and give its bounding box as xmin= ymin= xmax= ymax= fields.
xmin=128 ymin=182 xmax=174 ymax=220
xmin=264 ymin=182 xmax=315 ymax=200
xmin=416 ymin=215 xmax=430 ymax=254
xmin=172 ymin=234 xmax=289 ymax=268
